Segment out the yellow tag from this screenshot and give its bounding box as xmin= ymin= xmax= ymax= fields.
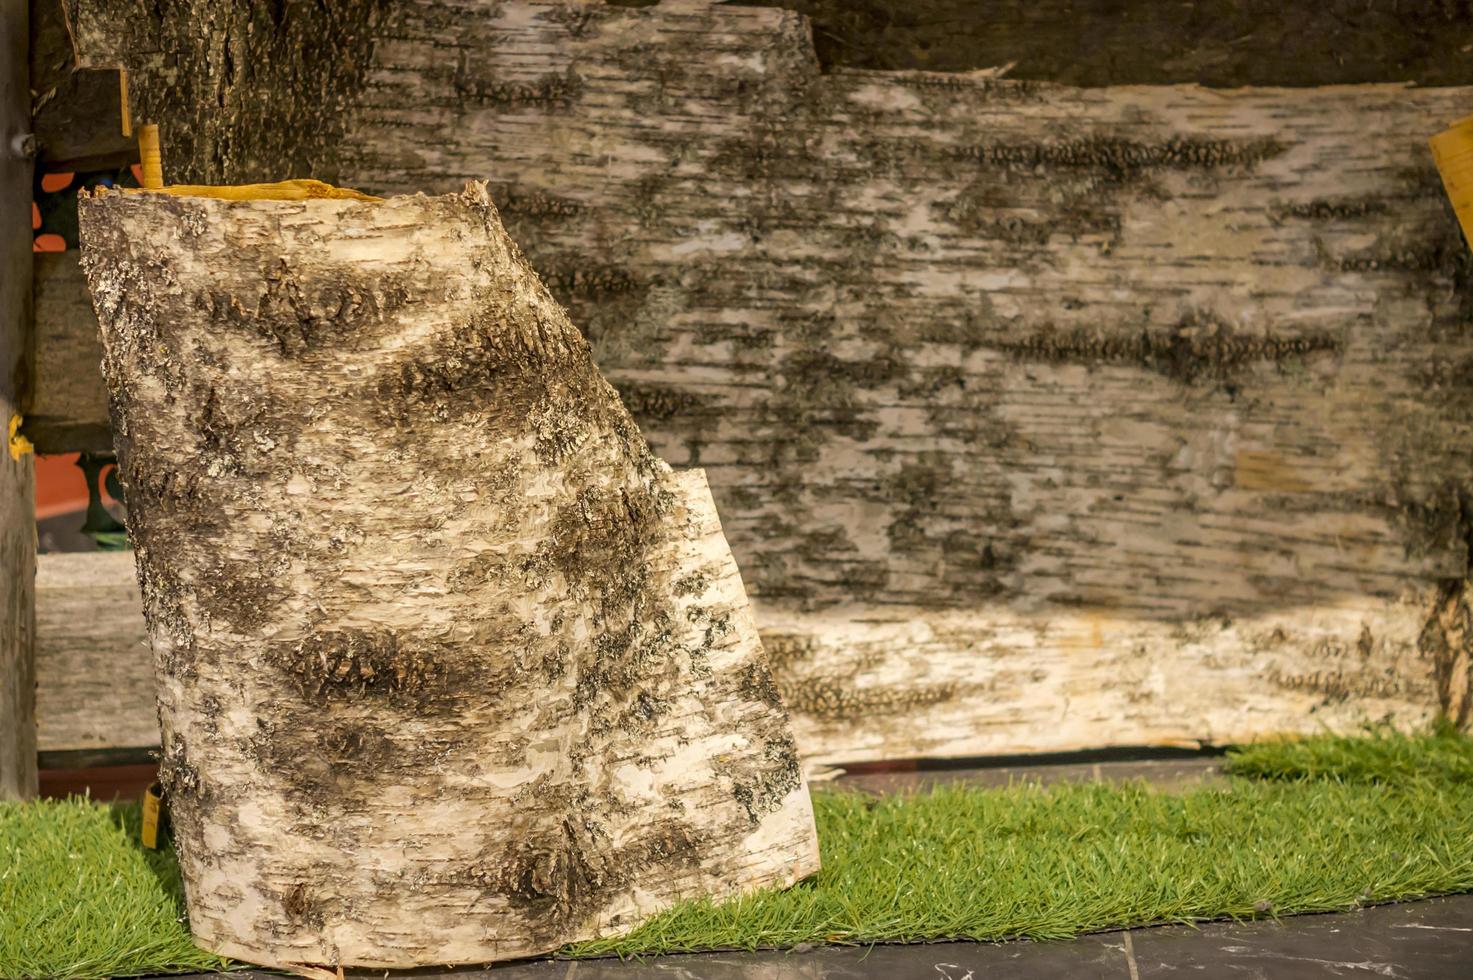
xmin=1431 ymin=115 xmax=1473 ymax=255
xmin=141 ymin=783 xmax=163 ymax=849
xmin=7 ymin=415 xmax=33 ymax=461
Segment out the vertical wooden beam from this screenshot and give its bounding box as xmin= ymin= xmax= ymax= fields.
xmin=1 ymin=0 xmax=38 ymax=799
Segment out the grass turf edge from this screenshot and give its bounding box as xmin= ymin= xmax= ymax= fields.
xmin=3 ymin=728 xmax=1471 ymax=977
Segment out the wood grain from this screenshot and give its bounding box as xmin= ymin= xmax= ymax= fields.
xmin=35 ymin=551 xmax=153 ymax=753
xmin=47 ymin=0 xmax=1473 ymax=763
xmin=1 ymin=0 xmax=37 ymax=800
xmin=29 ymin=251 xmax=112 ymax=452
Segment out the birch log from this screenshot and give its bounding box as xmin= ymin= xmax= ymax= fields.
xmin=77 ymin=181 xmax=818 ymax=969
xmin=62 ymin=0 xmax=1473 ymax=763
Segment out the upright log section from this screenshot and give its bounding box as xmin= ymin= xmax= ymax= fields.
xmin=78 ymin=181 xmax=818 ymax=969
xmin=0 ymin=0 xmax=36 ymax=800
xmin=61 ymin=0 xmax=1473 ymax=762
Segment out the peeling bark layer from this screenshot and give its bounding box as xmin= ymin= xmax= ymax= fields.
xmin=77 ymin=183 xmax=818 ymax=969
xmin=64 ymin=0 xmax=1473 ymax=761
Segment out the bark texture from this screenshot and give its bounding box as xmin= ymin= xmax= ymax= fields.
xmin=77 ymin=183 xmax=818 ymax=969
xmin=60 ymin=0 xmax=1473 ymax=761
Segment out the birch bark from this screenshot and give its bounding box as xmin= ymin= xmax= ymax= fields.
xmin=58 ymin=0 xmax=1473 ymax=762
xmin=78 ymin=181 xmax=819 ymax=970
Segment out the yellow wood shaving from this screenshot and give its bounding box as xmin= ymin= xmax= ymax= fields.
xmin=129 ymin=179 xmax=380 ymax=202
xmin=8 ymin=414 xmax=34 ymax=461
xmin=1431 ymin=114 xmax=1473 ymax=256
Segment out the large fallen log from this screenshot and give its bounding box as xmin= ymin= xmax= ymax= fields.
xmin=77 ymin=180 xmax=818 ymax=970
xmin=55 ymin=0 xmax=1473 ymax=762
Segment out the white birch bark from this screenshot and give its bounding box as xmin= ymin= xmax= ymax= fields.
xmin=77 ymin=181 xmax=819 ymax=970
xmin=58 ymin=0 xmax=1473 ymax=763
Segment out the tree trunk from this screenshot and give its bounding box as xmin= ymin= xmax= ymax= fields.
xmin=60 ymin=0 xmax=1473 ymax=762
xmin=77 ymin=181 xmax=819 ymax=970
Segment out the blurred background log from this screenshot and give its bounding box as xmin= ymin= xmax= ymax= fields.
xmin=31 ymin=0 xmax=1473 ymax=766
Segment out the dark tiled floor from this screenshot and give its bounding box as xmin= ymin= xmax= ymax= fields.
xmin=183 ymin=897 xmax=1473 ymax=979
xmin=1129 ymin=896 xmax=1473 ymax=979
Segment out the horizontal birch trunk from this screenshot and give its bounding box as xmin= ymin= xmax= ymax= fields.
xmin=57 ymin=0 xmax=1473 ymax=762
xmin=77 ymin=181 xmax=818 ymax=970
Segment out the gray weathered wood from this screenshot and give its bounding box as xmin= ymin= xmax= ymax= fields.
xmin=30 ymin=0 xmax=133 ymax=170
xmin=35 ymin=551 xmax=153 ymax=752
xmin=78 ymin=181 xmax=818 ymax=969
xmin=1 ymin=0 xmax=37 ymax=800
xmin=29 ymin=252 xmax=112 ymax=452
xmin=746 ymin=0 xmax=1473 ymax=86
xmin=50 ymin=0 xmax=1473 ymax=764
xmin=32 ymin=68 xmax=133 ymax=172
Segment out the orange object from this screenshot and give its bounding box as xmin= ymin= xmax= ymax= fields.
xmin=135 ymin=178 xmax=379 ymax=202
xmin=1431 ymin=114 xmax=1473 ymax=253
xmin=35 ymin=452 xmax=121 ymax=519
xmin=119 ymin=68 xmax=132 ymax=138
xmin=35 ymin=453 xmax=88 ymax=518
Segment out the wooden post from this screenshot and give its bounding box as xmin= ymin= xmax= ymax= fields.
xmin=1 ymin=0 xmax=38 ymax=800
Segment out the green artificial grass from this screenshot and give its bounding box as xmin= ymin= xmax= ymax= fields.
xmin=0 ymin=799 xmax=232 ymax=979
xmin=4 ymin=729 xmax=1473 ymax=977
xmin=1223 ymin=719 xmax=1473 ymax=786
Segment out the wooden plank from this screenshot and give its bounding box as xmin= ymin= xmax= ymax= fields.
xmin=53 ymin=0 xmax=1473 ymax=763
xmin=34 ymin=551 xmax=153 ymax=753
xmin=1 ymin=0 xmax=37 ymax=799
xmin=29 ymin=251 xmax=110 ymax=453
